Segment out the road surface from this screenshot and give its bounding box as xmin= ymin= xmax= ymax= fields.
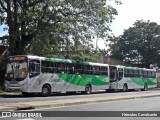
xmin=1 ymin=96 xmax=160 ymax=120
xmin=0 ymin=89 xmax=159 ymax=103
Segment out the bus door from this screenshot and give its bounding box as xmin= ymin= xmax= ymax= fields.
xmin=109 ymin=66 xmax=118 ymax=89
xmin=117 ymin=68 xmax=123 ymax=80
xmin=117 ymin=68 xmax=124 ymax=88
xmin=28 ymin=60 xmax=41 ymax=92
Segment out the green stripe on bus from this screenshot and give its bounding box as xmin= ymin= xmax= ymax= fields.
xmin=130 ymin=78 xmax=144 ymax=86
xmin=130 ymin=77 xmax=156 ymax=86
xmin=57 ymin=74 xmax=87 ymax=86
xmin=45 ymin=57 xmax=89 ymax=65
xmin=146 ymin=78 xmax=157 ymax=85
xmin=57 ymin=74 xmax=109 ymax=86
xmin=45 ymin=57 xmax=72 ymax=63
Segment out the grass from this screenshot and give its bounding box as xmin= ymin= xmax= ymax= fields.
xmin=0 ymin=84 xmax=4 ymax=93
xmin=0 ymin=88 xmax=4 ymax=93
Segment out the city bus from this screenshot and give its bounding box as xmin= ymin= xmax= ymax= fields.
xmin=109 ymin=65 xmax=157 ymax=91
xmin=4 ymin=55 xmax=109 ymax=96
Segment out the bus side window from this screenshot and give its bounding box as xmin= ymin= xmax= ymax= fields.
xmin=118 ymin=72 xmax=123 ymax=80
xmin=56 ymin=62 xmax=65 ymax=73
xmin=84 ymin=65 xmax=92 ymax=75
xmin=66 ymin=63 xmax=75 ymax=74
xmin=41 ymin=61 xmax=55 ymax=73
xmin=143 ymin=71 xmax=148 ymax=78
xmin=101 ymin=66 xmax=108 ymax=76
xmin=129 ymin=70 xmax=134 ymax=77
xmin=134 ymin=70 xmax=139 ymax=77
xmin=139 ymin=70 xmax=143 ymax=77
xmin=118 ymin=68 xmax=123 ymax=80
xmin=92 ymin=66 xmax=100 ymax=75
xmin=29 ymin=60 xmax=40 ymax=77
xmin=152 ymin=71 xmax=156 ymax=78
xmin=124 ymin=69 xmax=128 ymax=77
xmin=137 ymin=70 xmax=140 ymax=77
xmin=148 ymin=71 xmax=152 ymax=78
xmin=75 ymin=64 xmax=84 ymax=74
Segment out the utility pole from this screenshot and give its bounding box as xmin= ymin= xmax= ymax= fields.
xmin=96 ymin=31 xmax=98 ymax=51
xmin=95 ymin=12 xmax=99 ymax=51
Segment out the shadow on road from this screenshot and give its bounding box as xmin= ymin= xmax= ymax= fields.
xmin=0 ymin=89 xmax=141 ymax=98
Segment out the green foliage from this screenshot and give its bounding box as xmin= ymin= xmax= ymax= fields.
xmin=0 ymin=0 xmax=121 ymax=90
xmin=109 ymin=20 xmax=160 ymax=67
xmin=0 ymin=59 xmax=5 ymax=89
xmin=0 ymin=0 xmax=120 ymax=58
xmin=0 ymin=82 xmax=4 ymax=93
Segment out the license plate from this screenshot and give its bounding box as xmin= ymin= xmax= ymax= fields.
xmin=10 ymin=80 xmax=18 ymax=84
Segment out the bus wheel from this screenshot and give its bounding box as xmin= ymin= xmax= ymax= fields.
xmin=123 ymin=84 xmax=128 ymax=92
xmin=21 ymin=92 xmax=32 ymax=97
xmin=41 ymin=85 xmax=51 ymax=97
xmin=142 ymin=83 xmax=148 ymax=91
xmin=84 ymin=84 xmax=92 ymax=94
xmin=106 ymin=89 xmax=115 ymax=92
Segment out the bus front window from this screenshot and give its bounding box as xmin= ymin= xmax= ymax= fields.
xmin=5 ymin=62 xmax=28 ymax=80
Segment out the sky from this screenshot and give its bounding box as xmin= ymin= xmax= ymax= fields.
xmin=1 ymin=0 xmax=160 ymax=48
xmin=110 ymin=0 xmax=160 ymax=36
xmin=0 ymin=25 xmax=7 ymax=37
xmin=96 ymin=0 xmax=160 ymax=48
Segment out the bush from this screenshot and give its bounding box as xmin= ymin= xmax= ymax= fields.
xmin=0 ymin=84 xmax=3 ymax=93
xmin=0 ymin=59 xmax=6 ymax=92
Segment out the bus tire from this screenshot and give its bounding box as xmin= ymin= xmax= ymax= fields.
xmin=106 ymin=89 xmax=114 ymax=92
xmin=83 ymin=84 xmax=92 ymax=94
xmin=21 ymin=92 xmax=32 ymax=97
xmin=41 ymin=85 xmax=51 ymax=97
xmin=142 ymin=83 xmax=148 ymax=91
xmin=66 ymin=92 xmax=76 ymax=95
xmin=123 ymin=84 xmax=128 ymax=92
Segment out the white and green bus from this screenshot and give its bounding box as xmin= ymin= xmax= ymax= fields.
xmin=109 ymin=65 xmax=157 ymax=91
xmin=5 ymin=55 xmax=109 ymax=96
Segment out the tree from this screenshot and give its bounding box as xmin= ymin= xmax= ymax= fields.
xmin=109 ymin=20 xmax=160 ymax=67
xmin=0 ymin=0 xmax=121 ymax=59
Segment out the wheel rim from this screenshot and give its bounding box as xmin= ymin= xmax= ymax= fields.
xmin=123 ymin=85 xmax=127 ymax=91
xmin=42 ymin=87 xmax=49 ymax=95
xmin=144 ymin=84 xmax=147 ymax=90
xmin=86 ymin=85 xmax=91 ymax=94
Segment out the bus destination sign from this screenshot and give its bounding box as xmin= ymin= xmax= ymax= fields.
xmin=9 ymin=57 xmax=26 ymax=61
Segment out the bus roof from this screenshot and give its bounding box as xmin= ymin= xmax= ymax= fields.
xmin=89 ymin=62 xmax=109 ymax=67
xmin=124 ymin=66 xmax=156 ymax=71
xmin=27 ymin=55 xmax=45 ymax=60
xmin=26 ymin=55 xmax=109 ymax=66
xmin=109 ymin=65 xmax=156 ymax=71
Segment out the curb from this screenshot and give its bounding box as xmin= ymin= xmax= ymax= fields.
xmin=0 ymin=93 xmax=160 ymax=111
xmin=0 ymin=92 xmax=21 ymax=96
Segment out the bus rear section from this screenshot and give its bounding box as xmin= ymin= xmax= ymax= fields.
xmin=109 ymin=65 xmax=157 ymax=91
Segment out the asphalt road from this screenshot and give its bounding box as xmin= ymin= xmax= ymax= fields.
xmin=1 ymin=96 xmax=160 ymax=120
xmin=41 ymin=96 xmax=160 ymax=111
xmin=0 ymin=89 xmax=160 ymax=104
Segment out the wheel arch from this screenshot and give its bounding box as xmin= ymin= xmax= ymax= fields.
xmin=123 ymin=83 xmax=128 ymax=91
xmin=42 ymin=83 xmax=51 ymax=92
xmin=86 ymin=84 xmax=92 ymax=90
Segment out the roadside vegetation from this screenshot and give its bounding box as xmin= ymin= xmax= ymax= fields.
xmin=1 ymin=1 xmax=160 ymax=91
xmin=108 ymin=20 xmax=160 ymax=68
xmin=0 ymin=0 xmax=121 ymax=89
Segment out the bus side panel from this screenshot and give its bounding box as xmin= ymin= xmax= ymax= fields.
xmin=26 ymin=73 xmax=110 ymax=93
xmin=147 ymin=78 xmax=157 ymax=88
xmin=27 ymin=74 xmax=44 ymax=93
xmin=20 ymin=78 xmax=29 ymax=92
xmin=116 ymin=77 xmax=144 ymax=90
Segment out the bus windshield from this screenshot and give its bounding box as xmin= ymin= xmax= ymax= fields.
xmin=5 ymin=61 xmax=28 ymax=80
